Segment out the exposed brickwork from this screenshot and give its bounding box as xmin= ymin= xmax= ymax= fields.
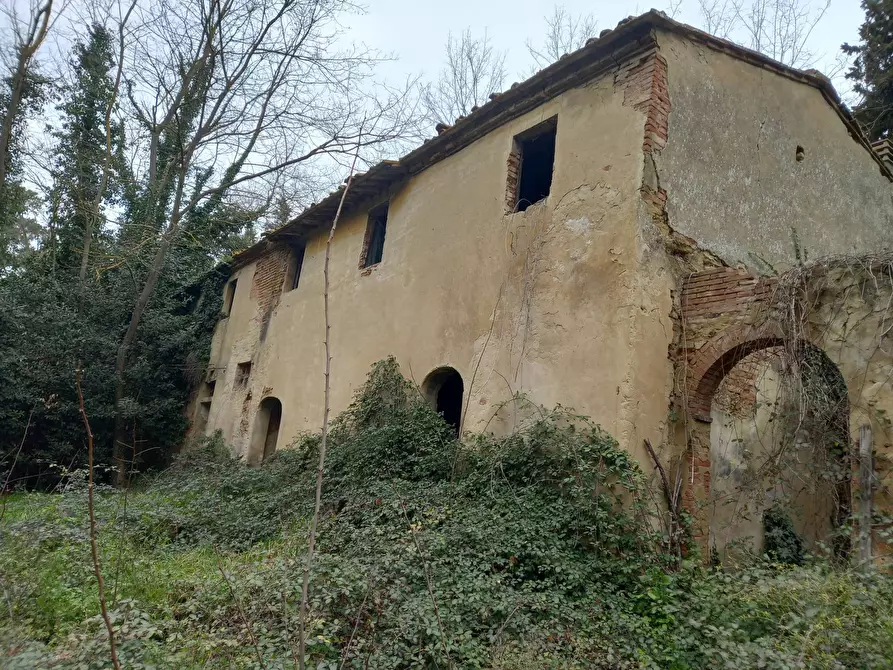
xmin=359 ymin=215 xmax=375 ymax=268
xmin=679 ymin=269 xmax=780 ymax=417
xmin=250 ymin=243 xmax=289 ymax=321
xmin=616 ymin=48 xmax=670 ymax=155
xmin=504 ymin=144 xmax=521 ymax=213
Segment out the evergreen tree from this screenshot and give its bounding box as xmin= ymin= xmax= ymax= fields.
xmin=0 ymin=68 xmax=48 ymax=271
xmin=49 ymin=24 xmax=121 ymax=276
xmin=844 ymin=0 xmax=893 ymax=140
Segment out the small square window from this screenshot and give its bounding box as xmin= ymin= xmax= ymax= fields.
xmin=223 ymin=278 xmax=238 ymax=315
xmin=361 ymin=202 xmax=388 ymax=268
xmin=507 ymin=116 xmax=558 ymax=213
xmin=283 ymin=243 xmax=306 ymax=293
xmin=235 ymin=362 xmax=252 ymax=388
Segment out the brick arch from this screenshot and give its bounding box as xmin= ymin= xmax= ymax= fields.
xmin=686 ymin=322 xmax=785 ymax=418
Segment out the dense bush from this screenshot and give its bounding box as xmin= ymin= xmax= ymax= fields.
xmin=3 ymin=359 xmax=893 ymax=668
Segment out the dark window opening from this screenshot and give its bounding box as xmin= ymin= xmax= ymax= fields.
xmin=223 ymin=279 xmax=238 ymax=315
xmin=201 ymin=380 xmax=216 ymax=400
xmin=362 ymin=202 xmax=389 ymax=268
xmin=284 ymin=243 xmax=306 ymax=292
xmin=235 ymin=361 xmax=252 ymax=388
xmin=422 ymin=367 xmax=464 ymax=437
xmin=513 ymin=117 xmax=558 ymax=212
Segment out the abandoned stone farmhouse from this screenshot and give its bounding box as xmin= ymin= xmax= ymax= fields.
xmin=193 ymin=11 xmax=893 ymax=558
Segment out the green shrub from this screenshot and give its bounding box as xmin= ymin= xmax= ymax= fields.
xmin=764 ymin=504 xmax=806 ymax=565
xmin=3 ymin=358 xmax=893 ymax=668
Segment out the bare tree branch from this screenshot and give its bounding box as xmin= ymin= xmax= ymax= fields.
xmin=79 ymin=0 xmax=138 ymax=284
xmin=526 ymin=5 xmax=597 ymax=70
xmin=108 ymin=0 xmax=421 ymax=485
xmin=0 ymin=0 xmax=54 ymax=192
xmin=423 ymin=27 xmax=506 ymax=128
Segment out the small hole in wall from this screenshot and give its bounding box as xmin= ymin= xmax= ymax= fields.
xmin=796 ymin=145 xmax=805 ymax=162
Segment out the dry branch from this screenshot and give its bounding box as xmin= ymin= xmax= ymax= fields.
xmin=644 ymin=438 xmax=683 ymax=558
xmin=0 ymin=0 xmax=54 ymax=192
xmin=75 ymin=366 xmax=121 ymax=670
xmin=296 ymin=136 xmax=363 ymax=670
xmin=78 ymin=0 xmax=137 ymax=284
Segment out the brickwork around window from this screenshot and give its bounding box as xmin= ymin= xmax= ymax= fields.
xmin=504 ymin=145 xmax=522 ymax=213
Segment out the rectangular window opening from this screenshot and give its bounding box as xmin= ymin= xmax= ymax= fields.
xmin=235 ymin=362 xmax=252 ymax=388
xmin=361 ymin=202 xmax=389 ymax=268
xmin=201 ymin=380 xmax=216 ymax=401
xmin=223 ymin=278 xmax=238 ymax=315
xmin=284 ymin=243 xmax=306 ymax=292
xmin=510 ymin=117 xmax=557 ymax=213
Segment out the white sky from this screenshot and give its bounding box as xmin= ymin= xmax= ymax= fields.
xmin=346 ymin=0 xmax=866 ymax=97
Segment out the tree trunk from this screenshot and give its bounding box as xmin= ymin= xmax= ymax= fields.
xmin=0 ymin=1 xmax=53 ymax=192
xmin=112 ymin=235 xmax=171 ymax=485
xmin=79 ymin=219 xmax=94 ymax=283
xmin=0 ymin=66 xmax=28 ymax=194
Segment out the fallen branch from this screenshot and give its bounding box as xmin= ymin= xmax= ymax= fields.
xmin=76 ymin=366 xmax=121 ymax=670
xmin=297 ymin=134 xmax=364 ymax=670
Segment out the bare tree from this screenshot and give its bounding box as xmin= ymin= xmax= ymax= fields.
xmin=423 ymin=27 xmax=506 ymax=128
xmin=526 ymin=5 xmax=597 ymax=70
xmin=108 ymin=0 xmax=420 ymax=484
xmin=699 ymin=0 xmax=831 ymax=68
xmin=736 ymin=0 xmax=830 ymax=67
xmin=699 ymin=0 xmax=737 ymax=39
xmin=665 ymin=0 xmax=684 ymax=19
xmin=0 ymin=0 xmax=55 ymax=192
xmin=296 ymin=128 xmax=361 ymax=670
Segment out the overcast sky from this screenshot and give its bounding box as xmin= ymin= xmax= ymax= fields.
xmin=346 ymin=0 xmax=866 ymax=99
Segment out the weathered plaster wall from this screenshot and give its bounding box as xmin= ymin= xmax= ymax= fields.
xmin=656 ymin=29 xmax=893 ymax=271
xmin=201 ymin=58 xmax=677 ymax=467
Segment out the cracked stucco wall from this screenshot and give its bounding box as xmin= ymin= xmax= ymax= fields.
xmin=654 ymin=29 xmax=893 ymax=272
xmin=202 ymin=61 xmax=676 ymax=464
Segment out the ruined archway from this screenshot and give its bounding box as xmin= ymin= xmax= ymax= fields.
xmin=686 ymin=329 xmax=850 ymax=561
xmin=249 ymin=396 xmax=282 ymax=464
xmin=422 ymin=367 xmax=464 ymax=436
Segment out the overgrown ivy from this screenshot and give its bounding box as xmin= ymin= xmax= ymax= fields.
xmin=4 ymin=359 xmax=893 ymax=668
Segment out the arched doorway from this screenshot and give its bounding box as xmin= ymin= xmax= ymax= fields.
xmin=422 ymin=367 xmax=464 ymax=437
xmin=250 ymin=396 xmax=283 ymax=464
xmin=689 ymin=335 xmax=850 ymax=561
